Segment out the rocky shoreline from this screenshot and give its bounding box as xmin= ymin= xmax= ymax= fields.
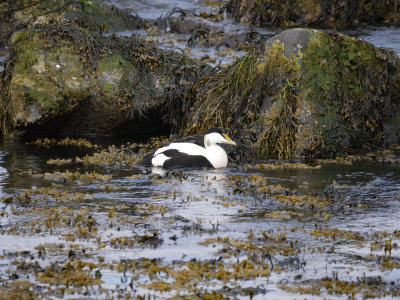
xmin=0 ymin=0 xmax=399 ymax=160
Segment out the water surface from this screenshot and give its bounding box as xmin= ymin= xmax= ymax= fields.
xmin=1 ymin=137 xmax=399 ymax=298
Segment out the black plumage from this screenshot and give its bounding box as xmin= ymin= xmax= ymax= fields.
xmin=163 ymin=154 xmax=213 ymax=168
xmin=137 ymin=149 xmax=213 ymax=168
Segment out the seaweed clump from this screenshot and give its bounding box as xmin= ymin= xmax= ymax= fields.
xmin=184 ymin=28 xmax=400 ymax=160
xmin=184 ymin=41 xmax=302 ymax=159
xmin=1 ymin=135 xmax=400 ymax=299
xmin=1 ymin=23 xmax=212 ymax=135
xmin=0 ymin=0 xmax=144 ymax=48
xmin=302 ymin=31 xmax=400 ymax=155
xmin=225 ymin=0 xmax=400 ymax=29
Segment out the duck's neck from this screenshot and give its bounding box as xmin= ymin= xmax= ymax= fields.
xmin=205 ymin=144 xmax=228 ymax=168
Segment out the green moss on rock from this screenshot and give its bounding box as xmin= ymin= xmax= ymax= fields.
xmin=0 ymin=0 xmax=144 ymax=48
xmin=184 ymin=28 xmax=400 ymax=159
xmin=302 ymin=31 xmax=400 ymax=155
xmin=5 ymin=29 xmax=89 ymax=129
xmin=225 ymin=0 xmax=400 ymax=29
xmin=1 ymin=24 xmax=212 ymax=136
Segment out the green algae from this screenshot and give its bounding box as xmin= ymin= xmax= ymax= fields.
xmin=10 ymin=32 xmax=43 ymax=73
xmin=185 ymin=40 xmax=302 ymax=159
xmin=0 ymin=0 xmax=144 ymax=48
xmin=2 ymin=28 xmax=91 ymax=132
xmin=183 ymin=28 xmax=400 ymax=159
xmin=225 ymin=0 xmax=400 ymax=29
xmin=1 ymin=23 xmax=213 ymax=135
xmin=302 ymin=31 xmax=400 ymax=155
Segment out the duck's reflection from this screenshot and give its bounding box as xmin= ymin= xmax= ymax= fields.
xmin=150 ymin=167 xmax=235 ymax=227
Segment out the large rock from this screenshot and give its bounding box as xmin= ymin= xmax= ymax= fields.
xmin=0 ymin=24 xmax=212 ymax=136
xmin=2 ymin=26 xmax=399 ymax=159
xmin=184 ymin=28 xmax=400 ymax=158
xmin=0 ymin=0 xmax=144 ymax=48
xmin=225 ymin=0 xmax=400 ymax=29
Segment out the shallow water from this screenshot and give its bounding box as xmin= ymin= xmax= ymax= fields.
xmin=104 ymin=0 xmax=400 ymax=67
xmin=347 ymin=25 xmax=400 ymax=55
xmin=1 ymin=137 xmax=399 ymax=298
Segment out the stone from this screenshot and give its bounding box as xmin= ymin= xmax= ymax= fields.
xmin=0 ymin=25 xmax=212 ymax=137
xmin=184 ymin=28 xmax=400 ymax=159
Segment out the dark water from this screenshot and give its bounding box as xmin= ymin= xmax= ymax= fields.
xmin=1 ymin=137 xmax=399 ymax=298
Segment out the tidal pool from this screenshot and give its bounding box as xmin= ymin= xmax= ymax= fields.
xmin=0 ymin=137 xmax=399 ymax=299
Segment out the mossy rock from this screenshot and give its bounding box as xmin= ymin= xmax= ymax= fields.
xmin=0 ymin=0 xmax=144 ymax=48
xmin=225 ymin=0 xmax=400 ymax=29
xmin=185 ymin=28 xmax=400 ymax=159
xmin=1 ymin=24 xmax=212 ymax=137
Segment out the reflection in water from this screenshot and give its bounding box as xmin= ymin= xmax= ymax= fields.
xmin=166 ymin=169 xmax=231 ymax=224
xmin=0 ymin=153 xmax=8 ymax=197
xmin=0 ymin=151 xmax=9 ymax=225
xmin=0 ymin=137 xmax=399 ymax=299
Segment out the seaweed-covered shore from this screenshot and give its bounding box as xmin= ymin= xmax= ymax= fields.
xmin=0 ymin=1 xmax=400 ymax=299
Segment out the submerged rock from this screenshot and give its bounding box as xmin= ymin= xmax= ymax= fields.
xmin=164 ymin=8 xmax=272 ymax=52
xmin=225 ymin=0 xmax=400 ymax=29
xmin=0 ymin=24 xmax=211 ymax=136
xmin=184 ymin=28 xmax=400 ymax=159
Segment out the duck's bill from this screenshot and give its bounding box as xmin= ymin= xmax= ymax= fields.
xmin=222 ymin=133 xmax=237 ymax=146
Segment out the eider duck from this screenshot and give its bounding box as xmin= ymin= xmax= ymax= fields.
xmin=138 ymin=128 xmax=236 ymax=169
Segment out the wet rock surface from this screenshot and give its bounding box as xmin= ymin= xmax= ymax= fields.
xmin=3 ymin=27 xmax=400 ymax=159
xmin=0 ymin=0 xmax=144 ymax=48
xmin=185 ymin=28 xmax=400 ymax=159
xmin=225 ymin=0 xmax=400 ymax=29
xmin=1 ymin=24 xmax=211 ymax=137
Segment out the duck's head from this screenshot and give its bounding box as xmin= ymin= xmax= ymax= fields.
xmin=204 ymin=127 xmax=236 ymax=147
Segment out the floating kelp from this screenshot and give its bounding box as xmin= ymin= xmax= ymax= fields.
xmin=316 ymin=146 xmax=400 ymax=165
xmin=279 ymin=275 xmax=400 ymax=298
xmin=1 ymin=165 xmax=399 ymax=298
xmin=27 ymin=137 xmax=99 ymax=149
xmin=274 ymin=194 xmax=331 ymax=209
xmin=27 ymin=136 xmax=170 ymax=168
xmin=309 ymin=227 xmax=364 ymax=242
xmin=47 ymin=158 xmax=73 ymax=165
xmin=246 ymin=162 xmax=321 ymax=170
xmin=9 ymin=186 xmax=93 ymax=205
xmin=76 ymin=145 xmax=138 ymax=168
xmin=76 ymin=137 xmax=169 ymax=167
xmin=1 ymin=136 xmax=400 ymax=299
xmin=43 ymin=170 xmax=112 ymax=184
